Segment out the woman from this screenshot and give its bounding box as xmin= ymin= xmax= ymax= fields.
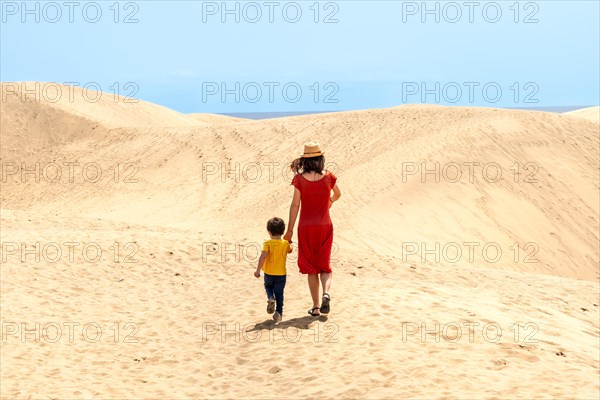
xmin=283 ymin=142 xmax=341 ymax=316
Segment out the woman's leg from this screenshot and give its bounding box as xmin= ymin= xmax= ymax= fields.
xmin=320 ymin=272 xmax=332 ymax=295
xmin=319 ymin=272 xmax=332 ymax=313
xmin=307 ymin=274 xmax=320 ymax=309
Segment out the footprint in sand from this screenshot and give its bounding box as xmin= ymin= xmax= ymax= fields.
xmin=491 ymin=359 xmax=508 ymax=369
xmin=236 ymin=357 xmax=249 ymax=365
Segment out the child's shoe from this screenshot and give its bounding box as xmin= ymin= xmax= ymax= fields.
xmin=267 ymin=298 xmax=276 ymax=314
xmin=273 ymin=312 xmax=282 ymax=323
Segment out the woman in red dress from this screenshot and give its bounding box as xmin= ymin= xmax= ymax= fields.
xmin=283 ymin=142 xmax=341 ymax=316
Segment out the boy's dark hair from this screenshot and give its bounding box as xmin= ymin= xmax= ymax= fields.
xmin=267 ymin=217 xmax=286 ymax=236
xmin=291 ymin=155 xmax=325 ymax=174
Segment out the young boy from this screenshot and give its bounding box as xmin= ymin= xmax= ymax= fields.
xmin=254 ymin=217 xmax=292 ymax=323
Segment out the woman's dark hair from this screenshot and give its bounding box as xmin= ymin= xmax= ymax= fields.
xmin=267 ymin=217 xmax=286 ymax=236
xmin=291 ymin=155 xmax=325 ymax=174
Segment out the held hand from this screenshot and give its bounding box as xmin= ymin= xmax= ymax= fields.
xmin=254 ymin=271 xmax=260 ymax=278
xmin=283 ymin=231 xmax=293 ymax=242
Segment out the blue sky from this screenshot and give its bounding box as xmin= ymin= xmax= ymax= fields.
xmin=1 ymin=0 xmax=599 ymax=113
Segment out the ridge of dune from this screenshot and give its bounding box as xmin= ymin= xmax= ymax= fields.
xmin=564 ymin=106 xmax=600 ymax=123
xmin=187 ymin=113 xmax=250 ymax=125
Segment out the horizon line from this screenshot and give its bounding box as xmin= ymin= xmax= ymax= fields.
xmin=215 ymin=105 xmax=596 ymax=120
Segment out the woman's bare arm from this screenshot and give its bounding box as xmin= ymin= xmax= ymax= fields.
xmin=284 ymin=188 xmax=301 ymax=241
xmin=330 ymin=183 xmax=341 ymax=206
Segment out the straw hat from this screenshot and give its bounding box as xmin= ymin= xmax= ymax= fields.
xmin=300 ymin=141 xmax=324 ymax=158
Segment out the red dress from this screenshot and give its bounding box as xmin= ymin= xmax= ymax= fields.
xmin=291 ymin=172 xmax=337 ymax=274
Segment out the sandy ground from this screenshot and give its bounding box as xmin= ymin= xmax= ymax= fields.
xmin=1 ymin=83 xmax=599 ymax=399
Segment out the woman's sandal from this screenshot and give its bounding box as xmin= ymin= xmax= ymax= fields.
xmin=308 ymin=307 xmax=321 ymax=316
xmin=320 ymin=293 xmax=331 ymax=314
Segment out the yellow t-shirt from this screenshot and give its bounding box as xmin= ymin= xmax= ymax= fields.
xmin=262 ymin=239 xmax=290 ymax=276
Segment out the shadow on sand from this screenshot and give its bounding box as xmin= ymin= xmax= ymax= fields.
xmin=247 ymin=315 xmax=328 ymax=332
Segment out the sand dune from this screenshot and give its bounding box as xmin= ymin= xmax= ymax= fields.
xmin=1 ymin=82 xmax=201 ymax=128
xmin=3 ymin=101 xmax=598 ymax=279
xmin=1 ymin=84 xmax=598 ymax=399
xmin=564 ymin=106 xmax=600 ymax=123
xmin=0 ymin=82 xmax=204 ymax=152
